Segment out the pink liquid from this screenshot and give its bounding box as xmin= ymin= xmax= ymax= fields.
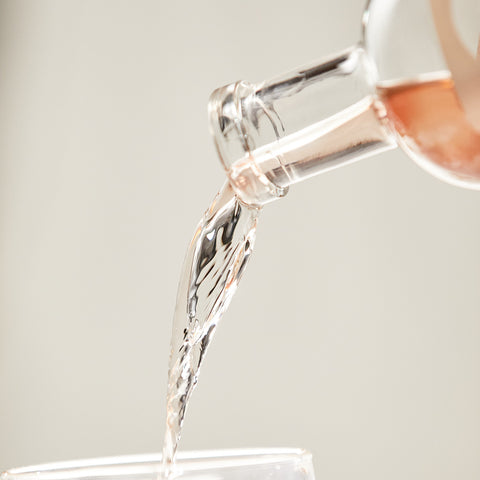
xmin=379 ymin=76 xmax=480 ymax=180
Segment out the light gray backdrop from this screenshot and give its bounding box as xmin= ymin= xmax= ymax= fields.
xmin=0 ymin=1 xmax=479 ymax=479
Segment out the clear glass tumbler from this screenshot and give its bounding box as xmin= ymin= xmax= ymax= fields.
xmin=1 ymin=450 xmax=314 ymax=480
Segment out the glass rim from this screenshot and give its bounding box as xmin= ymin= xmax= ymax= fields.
xmin=2 ymin=448 xmax=312 ymax=480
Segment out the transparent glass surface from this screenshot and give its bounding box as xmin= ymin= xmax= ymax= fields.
xmin=367 ymin=0 xmax=480 ymax=190
xmin=209 ymin=0 xmax=480 ymax=205
xmin=1 ymin=450 xmax=314 ymax=480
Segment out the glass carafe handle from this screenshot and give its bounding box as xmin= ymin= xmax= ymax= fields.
xmin=429 ymin=0 xmax=480 ymax=131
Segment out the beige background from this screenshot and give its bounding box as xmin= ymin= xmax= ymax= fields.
xmin=0 ymin=1 xmax=479 ymax=479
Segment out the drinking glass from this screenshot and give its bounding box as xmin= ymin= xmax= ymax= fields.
xmin=1 ymin=449 xmax=314 ymax=480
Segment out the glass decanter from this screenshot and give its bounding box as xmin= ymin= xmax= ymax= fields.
xmin=209 ymin=0 xmax=480 ymax=206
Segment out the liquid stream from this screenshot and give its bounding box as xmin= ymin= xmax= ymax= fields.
xmin=162 ymin=182 xmax=260 ymax=476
